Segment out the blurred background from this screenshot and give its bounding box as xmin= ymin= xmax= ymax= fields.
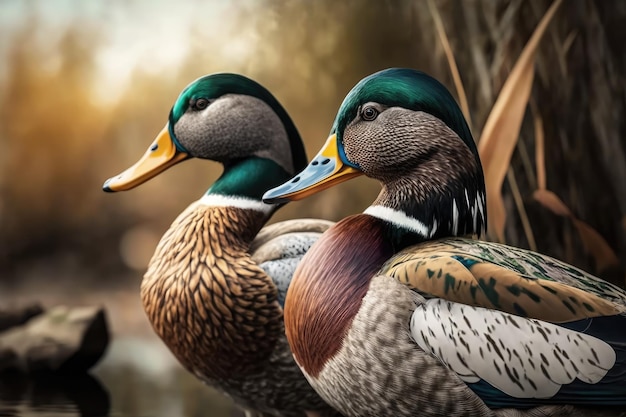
xmin=0 ymin=0 xmax=625 ymax=416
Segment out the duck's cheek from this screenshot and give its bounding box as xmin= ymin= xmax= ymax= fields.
xmin=342 ymin=126 xmax=383 ymax=173
xmin=343 ymin=134 xmax=407 ymax=179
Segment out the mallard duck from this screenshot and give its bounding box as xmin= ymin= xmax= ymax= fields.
xmin=103 ymin=73 xmax=339 ymax=417
xmin=262 ymin=68 xmax=626 ymax=417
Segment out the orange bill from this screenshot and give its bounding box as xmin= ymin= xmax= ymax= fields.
xmin=103 ymin=124 xmax=189 ymax=192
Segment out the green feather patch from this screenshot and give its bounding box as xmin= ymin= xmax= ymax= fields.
xmin=208 ymin=157 xmax=291 ymax=200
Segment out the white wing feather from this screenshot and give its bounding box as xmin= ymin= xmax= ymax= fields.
xmin=411 ymin=299 xmax=616 ymax=398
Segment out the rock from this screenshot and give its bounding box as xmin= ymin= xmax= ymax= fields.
xmin=0 ymin=303 xmax=44 ymax=332
xmin=0 ymin=306 xmax=109 ymax=374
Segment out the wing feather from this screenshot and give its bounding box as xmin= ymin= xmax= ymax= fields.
xmin=382 ymin=238 xmax=625 ymax=323
xmin=411 ymin=299 xmax=617 ymax=399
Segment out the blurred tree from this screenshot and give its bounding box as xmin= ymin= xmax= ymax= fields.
xmin=0 ymin=21 xmax=119 ymax=273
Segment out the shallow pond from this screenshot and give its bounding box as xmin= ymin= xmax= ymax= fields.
xmin=0 ymin=336 xmax=246 ymax=417
xmin=0 ymin=273 xmax=250 ymax=417
xmin=0 ymin=337 xmax=243 ymax=417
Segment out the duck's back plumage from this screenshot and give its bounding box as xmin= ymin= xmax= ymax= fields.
xmin=383 ymin=238 xmax=626 ymax=321
xmin=251 ymin=219 xmax=335 ymax=307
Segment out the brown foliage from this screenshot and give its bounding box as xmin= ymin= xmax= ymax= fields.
xmin=477 ymin=0 xmax=562 ymax=243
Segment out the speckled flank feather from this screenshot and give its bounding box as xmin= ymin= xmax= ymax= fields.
xmin=141 ymin=202 xmax=339 ymax=416
xmin=383 ymin=238 xmax=626 ymax=322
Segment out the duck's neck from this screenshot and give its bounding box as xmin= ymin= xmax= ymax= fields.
xmin=197 ymin=157 xmax=293 ymax=236
xmin=366 ymin=172 xmax=486 ymax=249
xmin=208 ymin=157 xmax=293 ymax=203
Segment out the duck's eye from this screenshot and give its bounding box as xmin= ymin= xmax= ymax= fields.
xmin=193 ymin=98 xmax=210 ymax=110
xmin=361 ymin=106 xmax=379 ymax=121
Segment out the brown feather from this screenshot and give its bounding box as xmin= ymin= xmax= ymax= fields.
xmin=141 ymin=202 xmax=283 ymax=380
xmin=284 ymin=214 xmax=394 ymax=378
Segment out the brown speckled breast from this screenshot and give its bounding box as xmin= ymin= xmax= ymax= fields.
xmin=141 ymin=202 xmax=283 ymax=380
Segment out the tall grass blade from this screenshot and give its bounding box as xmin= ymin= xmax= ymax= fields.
xmin=427 ymin=0 xmax=472 ymax=131
xmin=478 ymin=0 xmax=563 ymax=242
xmin=534 ymin=109 xmax=546 ymax=190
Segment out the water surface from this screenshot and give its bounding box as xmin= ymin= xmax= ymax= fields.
xmin=0 ymin=276 xmax=248 ymax=417
xmin=0 ymin=337 xmax=243 ymax=417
